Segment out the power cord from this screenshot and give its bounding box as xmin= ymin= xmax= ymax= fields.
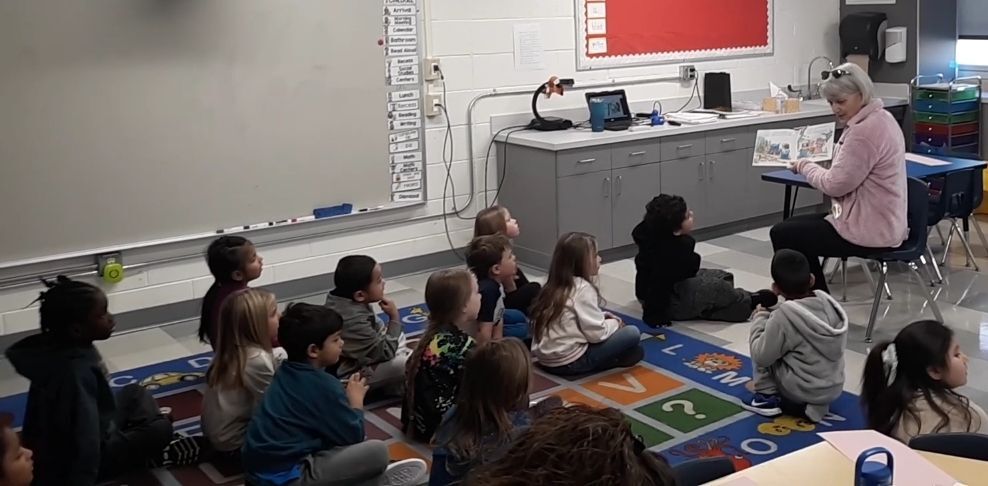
xmin=673 ymin=77 xmax=702 ymax=112
xmin=490 ymin=127 xmax=532 ymax=208
xmin=483 ymin=125 xmax=531 ymax=207
xmin=438 ymin=103 xmax=465 ymax=259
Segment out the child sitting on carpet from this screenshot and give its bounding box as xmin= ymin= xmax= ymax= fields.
xmin=744 ymin=250 xmax=847 ymax=422
xmin=402 ymin=269 xmax=480 ymax=442
xmin=0 ymin=423 xmax=34 ymax=486
xmin=431 ymin=338 xmax=560 ymax=485
xmin=243 ymin=303 xmax=427 ymax=486
xmin=324 ymin=255 xmax=409 ymax=394
xmin=530 ymin=232 xmax=644 ymax=376
xmin=202 ymin=288 xmax=285 ymax=454
xmin=6 ymin=276 xmax=200 ymax=486
xmin=633 ymin=194 xmax=776 ymax=327
xmin=467 ymin=406 xmax=676 ymax=486
xmin=862 ymin=320 xmax=988 ymax=443
xmin=466 ymin=235 xmax=527 ymax=343
xmin=199 ymin=235 xmax=264 ymax=347
xmin=474 ymin=205 xmax=542 ymax=316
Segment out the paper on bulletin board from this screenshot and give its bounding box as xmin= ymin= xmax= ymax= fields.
xmin=513 ymin=23 xmax=545 ymax=71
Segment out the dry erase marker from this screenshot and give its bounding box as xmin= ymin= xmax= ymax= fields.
xmin=359 ymin=206 xmax=385 ymax=212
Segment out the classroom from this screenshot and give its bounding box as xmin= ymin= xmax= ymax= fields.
xmin=0 ymin=0 xmax=986 ymax=485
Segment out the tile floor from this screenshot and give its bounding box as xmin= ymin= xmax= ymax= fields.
xmin=2 ymin=222 xmax=987 ymax=409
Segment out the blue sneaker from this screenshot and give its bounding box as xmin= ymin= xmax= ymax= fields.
xmin=742 ymin=393 xmax=782 ymax=416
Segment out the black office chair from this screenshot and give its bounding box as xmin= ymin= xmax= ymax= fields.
xmin=672 ymin=457 xmax=736 ymax=486
xmin=863 ymin=177 xmax=945 ymax=342
xmin=909 ymin=432 xmax=988 ymax=461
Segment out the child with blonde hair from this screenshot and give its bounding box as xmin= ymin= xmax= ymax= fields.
xmin=431 ymin=338 xmax=553 ymax=484
xmin=474 ymin=205 xmax=541 ymax=315
xmin=202 ymin=288 xmax=285 ymax=453
xmin=530 ymin=232 xmax=644 ymax=376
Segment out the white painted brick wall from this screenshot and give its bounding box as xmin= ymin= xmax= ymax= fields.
xmin=0 ymin=0 xmax=838 ymax=334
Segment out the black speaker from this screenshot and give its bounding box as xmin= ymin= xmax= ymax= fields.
xmin=703 ymin=72 xmax=732 ymax=111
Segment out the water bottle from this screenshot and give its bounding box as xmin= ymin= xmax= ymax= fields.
xmin=854 ymin=447 xmax=894 ymax=486
xmin=589 ymin=98 xmax=607 ymax=132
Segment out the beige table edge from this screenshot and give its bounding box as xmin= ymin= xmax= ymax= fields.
xmin=705 ymin=441 xmax=988 ymax=485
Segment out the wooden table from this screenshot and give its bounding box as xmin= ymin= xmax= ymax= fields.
xmin=707 ymin=442 xmax=988 ymax=485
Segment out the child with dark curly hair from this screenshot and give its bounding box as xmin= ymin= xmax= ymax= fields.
xmin=633 ymin=194 xmax=777 ymax=327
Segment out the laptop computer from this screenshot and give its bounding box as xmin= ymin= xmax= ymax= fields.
xmin=585 ymin=89 xmax=633 ymax=131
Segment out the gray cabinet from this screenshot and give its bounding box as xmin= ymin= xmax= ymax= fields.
xmin=659 ymin=155 xmax=708 ymax=228
xmin=558 ymin=172 xmax=613 ymax=249
xmin=612 ymin=164 xmax=661 ymax=247
xmin=706 ymin=149 xmax=751 ymax=226
xmin=498 ymin=116 xmax=830 ymax=268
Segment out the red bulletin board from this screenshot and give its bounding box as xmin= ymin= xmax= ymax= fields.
xmin=577 ymin=0 xmax=773 ymax=70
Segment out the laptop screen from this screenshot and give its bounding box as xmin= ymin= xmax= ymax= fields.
xmin=586 ymin=90 xmax=631 ymax=122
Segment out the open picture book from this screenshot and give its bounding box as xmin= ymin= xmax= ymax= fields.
xmin=752 ymin=122 xmax=836 ymax=167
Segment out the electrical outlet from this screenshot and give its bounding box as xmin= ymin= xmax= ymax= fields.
xmin=424 ymin=58 xmax=442 ymax=81
xmin=679 ymin=64 xmax=697 ymax=82
xmin=425 ymin=94 xmax=443 ymax=117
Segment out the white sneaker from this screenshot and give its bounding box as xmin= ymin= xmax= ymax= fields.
xmin=384 ymin=458 xmax=429 ymax=486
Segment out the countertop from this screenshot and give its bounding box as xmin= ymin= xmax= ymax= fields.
xmin=495 ymin=97 xmax=908 ymax=152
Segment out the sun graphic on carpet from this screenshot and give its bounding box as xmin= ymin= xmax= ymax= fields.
xmin=684 ymin=352 xmax=744 ymax=374
xmin=0 ymin=305 xmax=865 ymax=485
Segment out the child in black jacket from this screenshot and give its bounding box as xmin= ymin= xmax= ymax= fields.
xmin=633 ymin=195 xmax=776 ymax=327
xmin=6 ymin=277 xmax=200 ymax=486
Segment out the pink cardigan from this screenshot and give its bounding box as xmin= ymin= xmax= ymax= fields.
xmin=796 ymin=99 xmax=908 ymax=248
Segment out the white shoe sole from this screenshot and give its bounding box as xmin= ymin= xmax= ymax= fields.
xmin=741 ymin=402 xmax=782 ymax=416
xmin=385 ymin=458 xmax=429 ymax=486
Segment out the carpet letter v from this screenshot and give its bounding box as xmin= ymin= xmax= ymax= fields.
xmin=599 ymin=373 xmax=646 ymax=393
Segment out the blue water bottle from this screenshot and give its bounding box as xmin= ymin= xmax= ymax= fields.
xmin=589 ymin=97 xmax=607 ymax=132
xmin=854 ymin=447 xmax=894 ymax=486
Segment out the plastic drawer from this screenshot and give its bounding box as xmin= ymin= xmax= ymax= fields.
xmin=913 ymin=87 xmax=980 ymax=103
xmin=912 ymin=99 xmax=980 ymax=114
xmin=913 ymin=111 xmax=980 ymax=125
xmin=914 ymin=121 xmax=979 ymax=136
xmin=914 ymin=133 xmax=980 ymax=147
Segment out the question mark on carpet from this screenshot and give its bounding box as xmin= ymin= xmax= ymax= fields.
xmin=662 ymin=400 xmax=706 ymax=419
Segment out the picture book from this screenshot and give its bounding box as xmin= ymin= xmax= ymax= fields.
xmin=752 ymin=122 xmax=836 ymax=167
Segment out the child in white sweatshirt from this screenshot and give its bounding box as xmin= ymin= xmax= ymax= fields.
xmin=530 ymin=232 xmax=644 ymax=376
xmin=202 ymin=289 xmax=286 ymax=453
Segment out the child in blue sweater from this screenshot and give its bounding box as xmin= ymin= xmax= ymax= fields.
xmin=243 ymin=303 xmax=426 ymax=486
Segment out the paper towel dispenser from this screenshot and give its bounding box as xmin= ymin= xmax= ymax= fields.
xmin=840 ymin=12 xmax=888 ymax=61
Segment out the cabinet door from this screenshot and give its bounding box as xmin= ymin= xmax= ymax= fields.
xmin=659 ymin=155 xmax=708 ymax=229
xmin=705 ymin=149 xmax=751 ymax=226
xmin=612 ymin=164 xmax=661 ymax=247
xmin=558 ymin=172 xmax=613 ymax=249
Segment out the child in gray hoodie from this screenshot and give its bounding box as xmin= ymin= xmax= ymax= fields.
xmin=744 ymin=249 xmax=848 ymax=422
xmin=325 ymin=255 xmax=408 ymax=395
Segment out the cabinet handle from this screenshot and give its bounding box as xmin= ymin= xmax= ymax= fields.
xmin=720 ymin=137 xmax=736 ymax=143
xmin=577 ymin=158 xmax=597 ymax=164
xmin=629 ymin=151 xmax=646 ymax=156
xmin=709 ymin=160 xmax=716 ymax=180
xmin=616 ymin=175 xmax=623 ymax=196
xmin=603 ymin=177 xmax=611 ymax=198
xmin=677 ymin=144 xmax=694 ymax=150
xmin=697 ymin=161 xmax=705 ymax=181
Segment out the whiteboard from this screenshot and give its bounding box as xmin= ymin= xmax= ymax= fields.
xmin=576 ymin=0 xmax=774 ymax=70
xmin=0 ymin=0 xmax=424 ymax=265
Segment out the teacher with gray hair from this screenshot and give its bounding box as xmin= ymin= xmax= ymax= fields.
xmin=770 ymin=62 xmax=907 ymax=292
